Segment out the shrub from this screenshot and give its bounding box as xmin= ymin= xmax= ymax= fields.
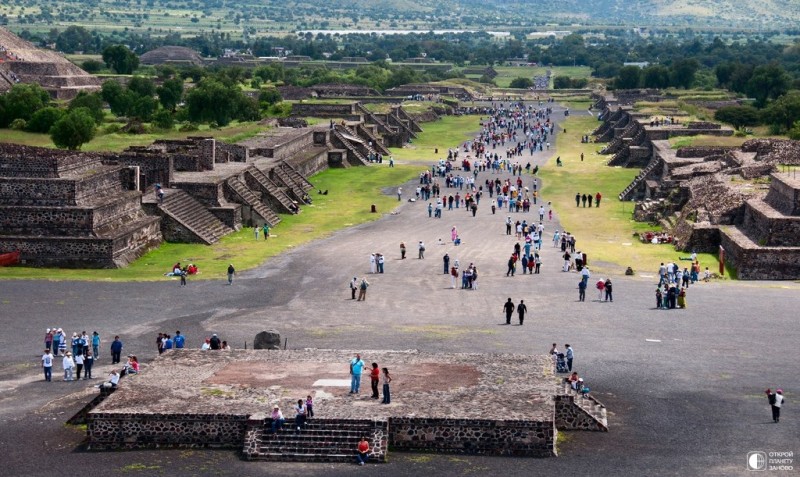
xmin=10 ymin=118 xmax=27 ymax=130
xmin=26 ymin=107 xmax=65 ymax=133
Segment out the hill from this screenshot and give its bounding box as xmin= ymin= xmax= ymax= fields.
xmin=0 ymin=0 xmax=797 ymax=39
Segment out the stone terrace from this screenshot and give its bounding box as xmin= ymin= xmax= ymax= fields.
xmin=87 ymin=349 xmax=606 ymax=460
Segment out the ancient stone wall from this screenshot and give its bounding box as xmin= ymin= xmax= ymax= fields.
xmin=285 ymin=149 xmax=328 ymax=178
xmin=87 ymin=413 xmax=250 ymax=449
xmin=291 ymin=103 xmax=357 ymax=117
xmin=209 ymin=206 xmax=242 ymax=231
xmin=720 ymin=231 xmax=800 ymax=280
xmin=742 ymin=200 xmax=800 ymax=246
xmin=554 ymin=396 xmax=606 ymax=431
xmin=764 ymin=174 xmax=800 ymax=216
xmin=675 ymin=146 xmax=737 ymax=158
xmin=173 ymin=182 xmax=226 ymax=207
xmin=0 ymin=145 xmax=104 ymax=178
xmin=216 ymin=142 xmax=249 ymax=163
xmin=389 ymin=417 xmax=556 ymax=457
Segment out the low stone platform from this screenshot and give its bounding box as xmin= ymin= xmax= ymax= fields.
xmin=86 ymin=350 xmax=607 ymax=460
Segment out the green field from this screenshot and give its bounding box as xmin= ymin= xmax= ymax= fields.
xmin=540 ymin=115 xmax=724 ymax=276
xmin=389 ymin=115 xmax=481 ymax=163
xmin=490 ymin=66 xmax=593 ymax=88
xmin=0 ymin=121 xmax=265 ymax=152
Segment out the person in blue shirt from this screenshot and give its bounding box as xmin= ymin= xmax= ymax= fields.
xmin=349 ymin=353 xmax=366 ymax=394
xmin=163 ymin=335 xmax=173 ymax=350
xmin=174 ymin=331 xmax=185 ymax=349
xmin=110 ymin=336 xmax=123 ymax=364
xmin=92 ymin=331 xmax=101 ymax=359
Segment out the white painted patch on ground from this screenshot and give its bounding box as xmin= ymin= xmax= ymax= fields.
xmin=645 ymin=339 xmax=662 ymax=343
xmin=313 ymin=379 xmax=351 ymax=387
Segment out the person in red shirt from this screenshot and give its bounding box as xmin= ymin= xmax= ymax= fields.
xmin=356 ymin=437 xmax=370 ymax=465
xmin=595 ymin=192 xmax=602 ymax=208
xmin=370 ymin=363 xmax=380 ymax=399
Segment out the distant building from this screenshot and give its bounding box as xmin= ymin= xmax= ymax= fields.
xmin=624 ymin=62 xmax=650 ymax=69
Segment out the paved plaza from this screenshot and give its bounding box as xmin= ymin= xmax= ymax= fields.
xmin=0 ymin=106 xmax=798 ymax=476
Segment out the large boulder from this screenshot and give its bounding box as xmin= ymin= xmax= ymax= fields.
xmin=253 ymin=330 xmax=281 ymax=350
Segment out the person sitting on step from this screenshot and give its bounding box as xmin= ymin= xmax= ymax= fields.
xmin=356 ymin=436 xmax=371 ymax=466
xmin=270 ymin=405 xmax=285 ymax=433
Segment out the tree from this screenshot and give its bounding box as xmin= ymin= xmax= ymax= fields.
xmin=127 ymin=77 xmax=156 ymax=98
xmin=81 ymin=60 xmax=103 ymax=73
xmin=56 ymin=26 xmax=94 ymax=54
xmin=0 ymin=83 xmax=51 ymax=127
xmin=151 ymin=109 xmax=175 ymax=130
xmin=669 ymin=59 xmax=699 ymax=89
xmin=101 ymin=80 xmax=135 ymax=117
xmin=50 ymin=108 xmax=96 ymax=150
xmin=714 ymin=106 xmax=760 ymax=130
xmin=258 ymin=87 xmax=282 ymax=108
xmin=102 ymin=44 xmax=139 ymax=74
xmin=26 ymin=107 xmax=65 ymax=133
xmin=185 ymin=79 xmax=241 ymax=126
xmin=615 ymin=66 xmax=641 ymax=89
xmin=642 ymin=65 xmax=670 ymax=89
xmin=68 ymin=91 xmax=105 ymax=124
xmin=509 ymin=77 xmax=533 ymax=89
xmin=157 ymin=78 xmax=184 ymax=112
xmin=746 ymin=63 xmax=791 ymax=107
xmin=762 ymin=90 xmax=800 ymax=132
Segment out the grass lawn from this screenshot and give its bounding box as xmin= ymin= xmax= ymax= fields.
xmin=0 ymin=122 xmax=266 ymax=153
xmin=389 ymin=115 xmax=482 ymax=163
xmin=540 ymin=115 xmax=723 ymax=276
xmin=1 ymin=165 xmax=421 ymax=281
xmin=492 ymin=66 xmax=593 ymax=88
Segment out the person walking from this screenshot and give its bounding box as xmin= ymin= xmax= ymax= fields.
xmin=400 ymin=242 xmax=406 ymax=259
xmin=565 ymin=344 xmax=574 ymax=372
xmin=578 ymin=280 xmax=586 ymax=302
xmin=517 ymin=300 xmax=528 ymax=325
xmin=110 ymin=335 xmax=123 ymax=364
xmin=62 ymin=352 xmax=75 ymax=381
xmin=604 ymin=278 xmax=613 ymax=302
xmin=92 ymin=331 xmax=101 ymax=359
xmin=349 ymin=353 xmax=365 ymax=394
xmin=262 ymin=223 xmax=269 ymax=240
xmin=575 ymin=193 xmax=580 ymax=207
xmin=381 ymin=368 xmax=392 ymax=404
xmin=370 ymin=363 xmax=380 ymax=399
xmin=357 ymin=277 xmax=369 ymax=301
xmin=350 ymin=276 xmax=358 ymax=300
xmin=418 ymin=241 xmax=425 ymax=259
xmin=503 ymin=298 xmax=515 ymax=325
xmin=42 ymin=349 xmax=53 ymax=382
xmin=595 ymin=192 xmax=602 ymax=207
xmin=254 ymin=226 xmax=259 ymax=240
xmin=83 ymin=350 xmax=94 ymax=379
xmin=74 ymin=352 xmax=84 ymax=380
xmin=227 ymin=263 xmax=235 ymax=285
xmin=443 ymin=253 xmax=450 ymax=274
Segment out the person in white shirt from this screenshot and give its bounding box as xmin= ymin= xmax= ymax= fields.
xmin=74 ymin=353 xmax=84 ymax=380
xmin=62 ymin=352 xmax=75 ymax=381
xmin=294 ymin=399 xmax=307 ymax=431
xmin=41 ymin=349 xmax=53 ymax=382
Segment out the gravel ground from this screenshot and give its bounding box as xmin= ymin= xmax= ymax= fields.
xmin=1 ymin=104 xmax=798 ymax=477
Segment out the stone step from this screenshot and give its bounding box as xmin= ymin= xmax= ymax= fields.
xmin=270 ymin=167 xmax=307 ymax=203
xmin=249 ymin=452 xmax=363 ymax=463
xmin=279 ymin=160 xmax=313 ymax=191
xmin=226 ymin=178 xmax=281 ymax=227
xmin=159 ymin=189 xmax=233 ymax=244
xmin=245 ymin=167 xmax=296 ymax=214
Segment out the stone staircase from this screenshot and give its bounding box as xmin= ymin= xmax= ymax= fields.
xmin=158 ymin=189 xmax=233 ymax=244
xmin=331 ymin=128 xmax=370 ymax=166
xmin=245 ymin=167 xmax=297 ymax=214
xmin=226 ymin=178 xmax=281 ymax=226
xmin=356 ymin=104 xmax=393 ymax=135
xmin=243 ymin=418 xmax=388 ymax=463
xmin=559 ymin=381 xmax=608 ymax=431
xmin=356 ymin=123 xmax=391 ymax=155
xmin=270 ymin=166 xmax=308 ymax=203
xmin=278 ymin=160 xmax=313 ymax=192
xmin=619 ymin=156 xmax=661 ymax=200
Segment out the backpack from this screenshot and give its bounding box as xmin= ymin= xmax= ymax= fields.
xmin=360 ymin=280 xmax=368 ymax=290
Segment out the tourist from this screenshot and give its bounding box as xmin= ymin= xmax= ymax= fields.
xmin=227 ymin=263 xmax=235 ymax=285
xmin=44 ymin=329 xmax=53 ymax=353
xmin=655 ymin=287 xmax=664 ymax=309
xmin=377 ymin=253 xmax=385 ymax=273
xmin=418 ymin=241 xmax=425 ymax=259
xmin=262 ymin=223 xmax=269 ymax=240
xmin=578 ymin=280 xmax=587 ymax=302
xmin=568 ymin=371 xmax=580 ymax=390
xmin=350 ymin=276 xmax=358 ymax=300
xmin=588 ymin=194 xmax=593 ymax=207
xmin=41 ymin=349 xmax=53 ymax=382
xmin=517 ymin=299 xmax=528 ymax=325
xmin=381 ymin=367 xmax=392 ymax=404
xmin=356 ymin=436 xmax=371 ymax=465
xmin=565 ymin=344 xmax=574 ymax=372
xmin=201 ymin=338 xmax=211 ymax=350
xmin=581 ymin=265 xmax=591 ymax=287
xmin=110 ymin=335 xmax=123 ymax=364
xmin=210 ymin=334 xmax=221 ymax=350
xmin=357 ymin=277 xmax=369 ymax=301
xmin=450 ymin=265 xmax=459 ymax=288
xmin=254 ymin=226 xmax=259 ymax=240
xmin=100 ymin=370 xmax=120 ymax=389
xmin=503 ymin=298 xmax=515 ymax=325
xmin=443 ymin=253 xmax=450 ymax=274
xmin=677 ymin=287 xmax=687 ymax=308
xmin=83 ymin=350 xmax=94 ymax=379
xmin=400 ymin=242 xmax=406 ymax=259
xmin=349 ymin=353 xmax=365 ymax=394
xmin=306 ymin=395 xmax=314 ymax=419
xmin=595 ymin=192 xmax=602 ymax=207
xmin=74 ymin=352 xmax=84 ymax=380
xmin=549 ymin=343 xmax=559 ymax=365
xmin=581 ymin=194 xmax=587 ymax=207
xmin=595 ymin=279 xmax=605 ymax=301
xmin=270 ymin=405 xmax=285 ymax=433
xmin=294 ymin=399 xmax=307 ymax=432
xmin=704 ymin=267 xmax=711 ymax=282
xmin=54 ymin=328 xmax=64 ymax=357
xmin=766 ymin=389 xmax=784 ymax=423
xmin=369 ymin=253 xmax=376 ymax=274
xmin=604 ymin=278 xmax=613 ymax=302
xmin=62 ymin=352 xmax=75 ymax=381
xmin=92 ymin=331 xmax=101 ymax=358
xmin=174 ymin=331 xmax=185 ymax=349
xmin=221 ymin=341 xmax=231 ymax=350
xmin=156 ymin=333 xmax=164 ymax=354
xmin=397 ymin=187 xmax=402 ymax=201
xmin=370 ymin=362 xmax=380 ymax=399
xmin=575 ymin=193 xmax=580 ymax=207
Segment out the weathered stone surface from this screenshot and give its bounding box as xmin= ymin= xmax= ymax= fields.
xmin=253 ymin=330 xmax=281 ymax=350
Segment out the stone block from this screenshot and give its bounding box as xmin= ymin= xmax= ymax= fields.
xmin=253 ymin=330 xmax=281 ymax=350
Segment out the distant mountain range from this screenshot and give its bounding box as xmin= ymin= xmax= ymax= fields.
xmin=2 ymin=0 xmax=798 ymax=35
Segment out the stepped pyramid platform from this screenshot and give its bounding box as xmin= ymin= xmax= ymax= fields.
xmin=86 ymin=350 xmax=607 ymax=461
